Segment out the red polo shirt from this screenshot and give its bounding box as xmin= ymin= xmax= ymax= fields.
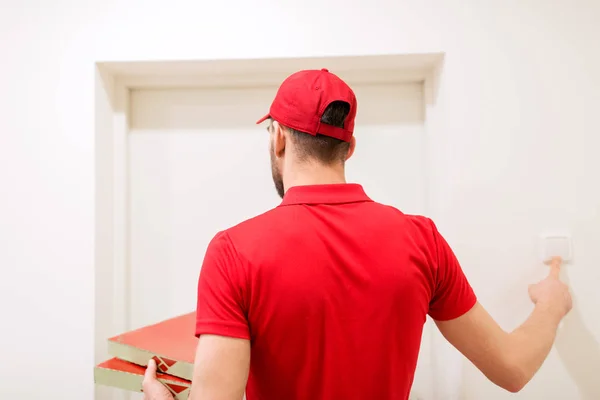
xmin=196 ymin=184 xmax=476 ymax=400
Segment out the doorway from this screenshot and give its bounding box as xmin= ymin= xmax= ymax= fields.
xmin=126 ymin=82 xmax=429 ymax=399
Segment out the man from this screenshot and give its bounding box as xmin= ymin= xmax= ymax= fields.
xmin=142 ymin=69 xmax=572 ymax=399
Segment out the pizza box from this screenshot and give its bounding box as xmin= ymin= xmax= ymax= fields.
xmin=94 ymin=357 xmax=191 ymax=399
xmin=107 ymin=312 xmax=197 ymax=380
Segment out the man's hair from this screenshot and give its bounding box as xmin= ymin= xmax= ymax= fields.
xmin=287 ymin=101 xmax=351 ymax=165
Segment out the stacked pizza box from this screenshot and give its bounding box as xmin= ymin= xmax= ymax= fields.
xmin=94 ymin=312 xmax=197 ymax=399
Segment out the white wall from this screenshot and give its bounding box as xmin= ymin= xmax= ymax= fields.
xmin=0 ymin=1 xmax=598 ymax=399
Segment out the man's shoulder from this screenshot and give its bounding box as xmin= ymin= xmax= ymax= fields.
xmin=404 ymin=212 xmax=436 ymax=232
xmin=227 ymin=206 xmax=288 ymax=234
xmin=372 ymin=202 xmax=436 ymax=230
xmin=208 ymin=206 xmax=288 ymax=248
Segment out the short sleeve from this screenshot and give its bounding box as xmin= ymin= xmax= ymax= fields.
xmin=427 ymin=220 xmax=477 ymax=321
xmin=195 ymin=231 xmax=250 ymax=339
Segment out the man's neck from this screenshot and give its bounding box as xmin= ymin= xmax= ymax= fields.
xmin=283 ymin=163 xmax=346 ymax=192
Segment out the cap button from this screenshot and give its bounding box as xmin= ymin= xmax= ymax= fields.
xmin=321 ymin=68 xmax=329 ymax=72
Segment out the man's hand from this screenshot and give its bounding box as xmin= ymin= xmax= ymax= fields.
xmin=528 ymin=256 xmax=572 ymax=320
xmin=142 ymin=359 xmax=175 ymax=400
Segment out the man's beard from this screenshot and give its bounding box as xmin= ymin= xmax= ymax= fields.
xmin=270 ymin=142 xmax=285 ymax=199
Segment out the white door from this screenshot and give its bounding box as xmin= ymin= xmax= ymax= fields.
xmin=125 ymin=81 xmax=430 ymax=399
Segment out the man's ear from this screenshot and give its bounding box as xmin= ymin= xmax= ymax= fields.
xmin=272 ymin=121 xmax=287 ymax=158
xmin=345 ymin=136 xmax=356 ymax=161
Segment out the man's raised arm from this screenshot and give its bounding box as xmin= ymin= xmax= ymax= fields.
xmin=435 ymin=257 xmax=572 ymax=393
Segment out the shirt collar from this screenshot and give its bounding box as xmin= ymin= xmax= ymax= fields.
xmin=279 ymin=184 xmax=372 ymax=206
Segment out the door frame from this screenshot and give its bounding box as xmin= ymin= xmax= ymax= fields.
xmin=94 ymin=53 xmax=446 ymax=399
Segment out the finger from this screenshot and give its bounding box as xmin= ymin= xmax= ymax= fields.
xmin=528 ymin=284 xmax=537 ymax=300
xmin=548 ymin=256 xmax=562 ymax=279
xmin=142 ymin=359 xmax=157 ymax=391
xmin=146 ymin=358 xmax=157 ymax=376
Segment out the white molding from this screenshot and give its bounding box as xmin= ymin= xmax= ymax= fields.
xmin=112 ymin=79 xmax=130 ymax=334
xmin=100 ymin=53 xmax=442 ymax=90
xmin=119 ymin=68 xmax=430 ymax=90
xmin=99 ymin=53 xmax=442 ymax=79
xmin=95 ymin=66 xmax=132 ymax=400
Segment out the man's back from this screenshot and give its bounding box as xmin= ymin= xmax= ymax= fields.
xmin=195 ymin=184 xmax=477 ymax=400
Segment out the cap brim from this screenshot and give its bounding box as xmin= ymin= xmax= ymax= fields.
xmin=256 ymin=114 xmax=270 ymax=124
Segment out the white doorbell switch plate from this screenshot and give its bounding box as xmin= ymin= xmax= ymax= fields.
xmin=540 ymin=233 xmax=572 ymax=264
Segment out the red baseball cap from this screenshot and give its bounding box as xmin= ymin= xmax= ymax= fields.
xmin=256 ymin=69 xmax=357 ymax=142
